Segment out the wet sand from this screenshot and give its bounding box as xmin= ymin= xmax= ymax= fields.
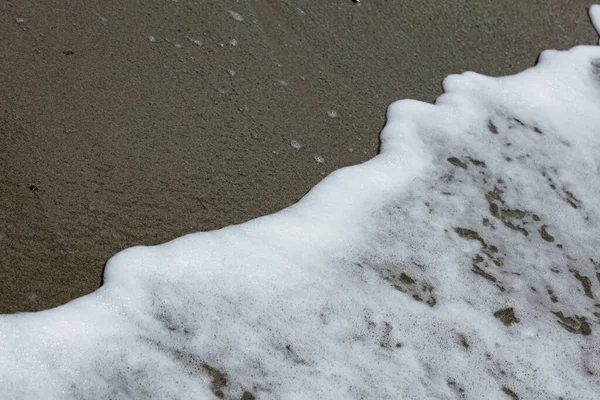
xmin=0 ymin=1 xmax=597 ymax=313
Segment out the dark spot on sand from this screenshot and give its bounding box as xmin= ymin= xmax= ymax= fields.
xmin=512 ymin=118 xmax=526 ymax=127
xmin=383 ymin=269 xmax=436 ymax=307
xmin=488 ymin=120 xmax=498 ymax=134
xmin=564 ymin=190 xmax=580 ymax=209
xmin=472 ymin=265 xmax=497 ymax=283
xmin=241 ymin=392 xmax=256 ymax=400
xmin=467 ymin=157 xmax=486 ymax=167
xmin=494 ymin=308 xmax=519 ymax=326
xmin=399 ymin=272 xmax=415 ymax=285
xmin=570 ymin=270 xmax=594 ymax=299
xmin=203 ymin=364 xmax=227 ymax=398
xmin=502 ymin=386 xmax=520 ymax=400
xmin=538 ymin=225 xmax=554 ymax=242
xmin=447 ymin=378 xmax=466 ymax=398
xmin=547 ymin=289 xmax=558 ymax=303
xmin=457 ymin=333 xmax=469 ymax=349
xmin=486 ymin=187 xmax=532 ymax=236
xmin=455 ymin=228 xmax=504 ymax=267
xmin=455 ymin=227 xmax=485 ymax=246
xmin=447 ymin=157 xmax=468 ymax=169
xmin=552 ymin=311 xmax=592 ymax=335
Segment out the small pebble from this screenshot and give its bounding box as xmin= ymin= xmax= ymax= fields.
xmin=327 ymin=110 xmax=338 ymax=118
xmin=290 ymin=140 xmax=302 ymax=149
xmin=314 ymin=155 xmax=325 ymax=163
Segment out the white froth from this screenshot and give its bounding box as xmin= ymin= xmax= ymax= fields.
xmin=228 ymin=10 xmax=243 ymax=22
xmin=2 ymin=6 xmax=600 ymax=400
xmin=591 ymin=5 xmax=600 ymax=39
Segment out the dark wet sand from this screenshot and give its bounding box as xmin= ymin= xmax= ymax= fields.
xmin=0 ymin=1 xmax=597 ymax=313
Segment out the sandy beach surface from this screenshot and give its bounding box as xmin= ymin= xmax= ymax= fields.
xmin=0 ymin=1 xmax=597 ymax=313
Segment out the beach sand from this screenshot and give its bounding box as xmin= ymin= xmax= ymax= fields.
xmin=1 ymin=1 xmax=597 ymax=313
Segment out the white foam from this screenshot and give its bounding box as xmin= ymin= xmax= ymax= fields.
xmin=591 ymin=5 xmax=600 ymax=39
xmin=2 ymin=6 xmax=600 ymax=400
xmin=228 ymin=10 xmax=243 ymax=22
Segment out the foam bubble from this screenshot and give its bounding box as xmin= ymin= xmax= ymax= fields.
xmin=229 ymin=10 xmax=243 ymax=22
